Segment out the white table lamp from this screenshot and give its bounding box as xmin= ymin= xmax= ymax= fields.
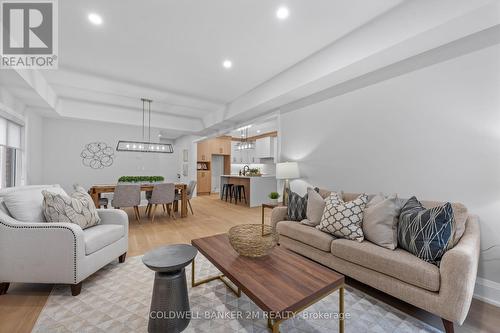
xmin=276 ymin=162 xmax=300 ymax=205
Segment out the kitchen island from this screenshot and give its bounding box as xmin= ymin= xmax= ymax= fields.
xmin=220 ymin=175 xmax=277 ymax=207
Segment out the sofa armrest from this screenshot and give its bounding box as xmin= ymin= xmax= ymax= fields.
xmin=271 ymin=207 xmax=288 ymax=231
xmin=0 ymin=214 xmax=85 ymax=284
xmin=439 ymin=215 xmax=480 ymax=324
xmin=97 ymin=209 xmax=129 ymax=229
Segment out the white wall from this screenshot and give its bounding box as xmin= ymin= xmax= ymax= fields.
xmin=280 ymin=44 xmax=500 ymax=294
xmin=174 ymin=135 xmax=199 ymax=196
xmin=25 ymin=111 xmax=44 ymax=185
xmin=41 ymin=117 xmax=177 ymax=193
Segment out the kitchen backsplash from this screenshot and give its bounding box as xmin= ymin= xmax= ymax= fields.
xmin=231 ymin=163 xmax=276 ymax=176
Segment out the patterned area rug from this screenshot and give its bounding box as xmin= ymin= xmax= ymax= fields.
xmin=32 ymin=255 xmax=442 ymax=333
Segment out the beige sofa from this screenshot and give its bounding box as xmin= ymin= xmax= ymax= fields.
xmin=271 ymin=192 xmax=480 ymax=333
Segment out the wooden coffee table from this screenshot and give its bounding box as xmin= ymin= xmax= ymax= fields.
xmin=191 ymin=234 xmax=345 ymax=333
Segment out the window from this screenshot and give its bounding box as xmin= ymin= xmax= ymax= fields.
xmin=0 ymin=117 xmax=22 ymax=188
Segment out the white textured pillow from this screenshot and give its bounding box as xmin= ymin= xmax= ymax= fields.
xmin=42 ymin=188 xmax=101 ymax=229
xmin=2 ymin=185 xmax=67 ymax=222
xmin=316 ymin=193 xmax=368 ymax=242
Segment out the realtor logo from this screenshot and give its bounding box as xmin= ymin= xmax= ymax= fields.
xmin=1 ymin=0 xmax=58 ymax=69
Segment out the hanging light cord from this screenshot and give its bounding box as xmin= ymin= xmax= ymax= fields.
xmin=148 ymin=99 xmax=152 ymax=143
xmin=142 ymin=98 xmax=145 ymax=141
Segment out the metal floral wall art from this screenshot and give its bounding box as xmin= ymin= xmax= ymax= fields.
xmin=81 ymin=142 xmax=115 ymax=169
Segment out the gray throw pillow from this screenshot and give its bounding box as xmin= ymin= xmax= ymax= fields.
xmin=302 ymin=187 xmax=326 ymax=227
xmin=362 ymin=194 xmax=401 ymax=250
xmin=42 ymin=188 xmax=101 ymax=229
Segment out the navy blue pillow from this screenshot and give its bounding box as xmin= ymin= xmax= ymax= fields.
xmin=397 ymin=197 xmax=454 ymax=266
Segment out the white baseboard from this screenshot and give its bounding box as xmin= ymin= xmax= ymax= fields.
xmin=474 ymin=277 xmax=500 ymax=307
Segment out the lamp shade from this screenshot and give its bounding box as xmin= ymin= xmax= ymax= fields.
xmin=276 ymin=162 xmax=300 ymax=180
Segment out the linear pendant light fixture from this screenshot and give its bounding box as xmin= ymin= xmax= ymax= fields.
xmin=116 ymin=98 xmax=174 ymax=153
xmin=236 ymin=125 xmax=254 ymax=150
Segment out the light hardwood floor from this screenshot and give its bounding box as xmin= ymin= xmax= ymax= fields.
xmin=0 ymin=194 xmax=498 ymax=333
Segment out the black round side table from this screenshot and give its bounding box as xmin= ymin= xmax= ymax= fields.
xmin=142 ymin=244 xmax=198 ymax=333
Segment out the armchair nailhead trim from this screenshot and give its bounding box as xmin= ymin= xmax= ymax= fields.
xmin=0 ymin=220 xmax=78 ymax=283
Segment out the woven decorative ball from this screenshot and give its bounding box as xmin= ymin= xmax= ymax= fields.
xmin=228 ymin=224 xmax=278 ymax=257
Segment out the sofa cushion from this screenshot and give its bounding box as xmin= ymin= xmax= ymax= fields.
xmin=316 ymin=193 xmax=368 ymax=242
xmin=287 ymin=189 xmax=308 ymax=221
xmin=42 ymin=187 xmax=101 ymax=229
xmin=398 ymin=197 xmax=454 ymax=266
xmin=1 ymin=185 xmax=67 ymax=222
xmin=302 ymin=187 xmax=326 ymax=226
xmin=421 ymin=200 xmax=467 ymax=246
xmin=84 ymin=224 xmax=125 ymax=255
xmin=331 ymin=238 xmax=440 ymax=291
xmin=362 ymin=194 xmax=401 ymax=250
xmin=277 ymin=221 xmax=334 ymax=252
xmin=317 ymin=188 xmax=332 ymax=199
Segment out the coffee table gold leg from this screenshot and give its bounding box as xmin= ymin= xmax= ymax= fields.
xmin=271 ymin=320 xmax=281 ymax=333
xmin=339 ymin=286 xmax=344 ymax=333
xmin=267 ymin=318 xmax=281 ymax=333
xmin=191 ymin=258 xmax=241 ymax=297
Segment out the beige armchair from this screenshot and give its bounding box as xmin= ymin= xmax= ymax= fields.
xmin=0 ymin=185 xmax=128 ymax=296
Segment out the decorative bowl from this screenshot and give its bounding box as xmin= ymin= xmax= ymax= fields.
xmin=228 ymin=224 xmax=278 ymax=257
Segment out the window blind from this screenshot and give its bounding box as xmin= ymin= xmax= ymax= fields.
xmin=0 ymin=116 xmax=22 ymax=149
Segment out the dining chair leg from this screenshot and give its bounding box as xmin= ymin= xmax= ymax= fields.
xmin=169 ymin=203 xmax=176 ymax=220
xmin=133 ymin=206 xmax=141 ymax=222
xmin=147 ymin=204 xmax=152 ymax=218
xmin=188 ymin=200 xmax=194 ymax=214
xmin=162 ymin=204 xmax=166 ymax=213
xmin=166 ymin=203 xmax=171 ymax=217
xmin=151 ymin=204 xmax=158 ymax=223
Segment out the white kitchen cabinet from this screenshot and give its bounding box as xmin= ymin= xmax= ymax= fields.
xmin=255 ymin=137 xmax=275 ymax=159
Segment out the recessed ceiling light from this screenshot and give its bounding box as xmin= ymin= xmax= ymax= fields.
xmin=257 ymin=130 xmax=261 ymax=133
xmin=276 ymin=6 xmax=289 ymax=20
xmin=88 ymin=13 xmax=103 ymax=25
xmin=222 ymin=59 xmax=232 ymax=69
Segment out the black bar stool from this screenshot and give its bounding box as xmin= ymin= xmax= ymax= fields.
xmin=232 ymin=185 xmax=247 ymax=205
xmin=221 ymin=183 xmax=234 ymax=202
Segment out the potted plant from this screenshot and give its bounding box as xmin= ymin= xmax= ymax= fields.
xmin=118 ymin=176 xmax=165 ymax=184
xmin=268 ymin=192 xmax=280 ymax=204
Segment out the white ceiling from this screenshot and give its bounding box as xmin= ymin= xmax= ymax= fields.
xmin=227 ymin=118 xmax=278 ymax=138
xmin=55 ymin=0 xmax=401 ymax=103
xmin=3 ymin=0 xmax=498 ymax=139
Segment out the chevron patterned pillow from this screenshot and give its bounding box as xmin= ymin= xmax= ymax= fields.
xmin=287 ymin=189 xmax=308 ymax=221
xmin=316 ymin=193 xmax=368 ymax=242
xmin=397 ymin=196 xmax=454 ymax=266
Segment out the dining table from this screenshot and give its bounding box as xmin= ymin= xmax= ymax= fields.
xmin=88 ymin=183 xmax=188 ymax=218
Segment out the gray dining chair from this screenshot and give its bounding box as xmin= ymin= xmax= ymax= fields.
xmin=175 ymin=180 xmax=196 ymax=215
xmin=112 ymin=184 xmax=142 ymax=221
xmin=146 ymin=183 xmax=176 ymax=222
